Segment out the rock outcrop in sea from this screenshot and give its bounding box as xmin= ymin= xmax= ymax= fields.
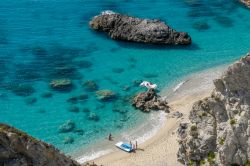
xmin=240 ymin=0 xmax=250 ymax=7
xmin=0 ymin=123 xmax=80 ymax=166
xmin=132 ymin=88 xmax=170 ymax=112
xmin=89 ymin=11 xmax=191 ymax=45
xmin=177 ymin=53 xmax=250 ymax=165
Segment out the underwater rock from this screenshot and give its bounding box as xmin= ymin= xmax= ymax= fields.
xmin=132 ymin=79 xmax=143 ymax=87
xmin=214 ymin=16 xmax=233 ymax=27
xmin=89 ymin=11 xmax=191 ymax=45
xmin=132 ymin=88 xmax=169 ymax=112
xmin=75 ymin=60 xmax=93 ymax=69
xmin=77 ymin=94 xmax=89 ymax=101
xmin=112 ymin=68 xmax=124 ymax=73
xmin=31 ymin=46 xmax=48 ymax=56
xmin=63 ymin=136 xmax=74 ymax=144
xmin=38 ymin=109 xmax=46 ymax=113
xmin=24 ymin=97 xmax=37 ymax=105
xmin=192 ymin=21 xmax=210 ymax=31
xmin=82 ymin=80 xmax=99 ymax=92
xmin=68 ymin=106 xmax=80 ymax=113
xmin=40 ymin=92 xmax=53 ymax=98
xmin=74 ymin=129 xmax=85 ymax=136
xmin=122 ymin=85 xmax=131 ymax=91
xmin=0 ymin=123 xmax=80 ymax=166
xmin=50 ymin=79 xmax=73 ymax=91
xmin=96 ymin=90 xmax=117 ymax=101
xmin=67 ymin=96 xmax=78 ymax=104
xmin=88 ymin=112 xmax=99 ymax=121
xmin=82 ymin=108 xmax=90 ymax=112
xmin=58 ymin=120 xmax=76 ymax=133
xmin=6 ymin=83 xmax=35 ymax=97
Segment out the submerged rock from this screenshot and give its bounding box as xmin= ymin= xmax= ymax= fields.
xmin=177 ymin=53 xmax=250 ymax=166
xmin=88 ymin=112 xmax=99 ymax=121
xmin=0 ymin=123 xmax=80 ymax=166
xmin=50 ymin=79 xmax=73 ymax=91
xmin=40 ymin=92 xmax=53 ymax=98
xmin=6 ymin=83 xmax=35 ymax=97
xmin=24 ymin=97 xmax=37 ymax=105
xmin=132 ymin=88 xmax=169 ymax=112
xmin=82 ymin=80 xmax=99 ymax=92
xmin=68 ymin=106 xmax=80 ymax=113
xmin=58 ymin=120 xmax=76 ymax=133
xmin=89 ymin=11 xmax=191 ymax=45
xmin=63 ymin=136 xmax=74 ymax=144
xmin=96 ymin=90 xmax=117 ymax=101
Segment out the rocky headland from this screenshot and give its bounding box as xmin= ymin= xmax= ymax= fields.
xmin=177 ymin=53 xmax=250 ymax=165
xmin=89 ymin=11 xmax=191 ymax=45
xmin=0 ymin=123 xmax=80 ymax=166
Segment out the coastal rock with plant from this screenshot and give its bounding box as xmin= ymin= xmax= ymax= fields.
xmin=89 ymin=11 xmax=191 ymax=45
xmin=132 ymin=88 xmax=170 ymax=112
xmin=0 ymin=123 xmax=80 ymax=166
xmin=177 ymin=53 xmax=250 ymax=166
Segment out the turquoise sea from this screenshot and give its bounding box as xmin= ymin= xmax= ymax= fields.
xmin=1 ymin=0 xmax=250 ymax=161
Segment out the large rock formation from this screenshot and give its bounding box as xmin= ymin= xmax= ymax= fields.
xmin=240 ymin=0 xmax=250 ymax=7
xmin=132 ymin=88 xmax=170 ymax=112
xmin=0 ymin=123 xmax=80 ymax=166
xmin=89 ymin=11 xmax=191 ymax=45
xmin=177 ymin=53 xmax=250 ymax=165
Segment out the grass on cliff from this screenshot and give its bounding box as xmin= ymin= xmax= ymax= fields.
xmin=230 ymin=119 xmax=237 ymax=125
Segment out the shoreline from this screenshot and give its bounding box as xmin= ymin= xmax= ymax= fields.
xmin=77 ymin=64 xmax=228 ymax=165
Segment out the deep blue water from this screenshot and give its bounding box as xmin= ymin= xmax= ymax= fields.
xmin=0 ymin=0 xmax=250 ymax=158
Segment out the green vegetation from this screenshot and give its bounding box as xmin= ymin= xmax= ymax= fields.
xmin=230 ymin=119 xmax=237 ymax=125
xmin=245 ymin=160 xmax=250 ymax=166
xmin=202 ymin=112 xmax=207 ymax=116
xmin=199 ymin=159 xmax=206 ymax=165
xmin=207 ymin=152 xmax=216 ymax=163
xmin=219 ymin=138 xmax=225 ymax=145
xmin=188 ymin=160 xmax=195 ymax=166
xmin=190 ymin=125 xmax=197 ymax=131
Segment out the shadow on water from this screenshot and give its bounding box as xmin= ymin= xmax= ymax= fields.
xmin=115 ymin=40 xmax=200 ymax=51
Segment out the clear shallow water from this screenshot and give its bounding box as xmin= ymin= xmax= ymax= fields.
xmin=0 ymin=0 xmax=250 ymax=158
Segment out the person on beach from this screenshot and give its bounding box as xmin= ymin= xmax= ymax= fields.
xmin=108 ymin=133 xmax=113 ymax=141
xmin=135 ymin=140 xmax=138 ymax=150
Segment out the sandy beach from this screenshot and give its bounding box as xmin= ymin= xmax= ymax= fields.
xmin=90 ymin=65 xmax=228 ymax=166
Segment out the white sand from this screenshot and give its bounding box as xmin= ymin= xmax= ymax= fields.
xmin=85 ymin=65 xmax=227 ymax=166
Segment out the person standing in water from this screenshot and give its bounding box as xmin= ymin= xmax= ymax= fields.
xmin=108 ymin=133 xmax=113 ymax=141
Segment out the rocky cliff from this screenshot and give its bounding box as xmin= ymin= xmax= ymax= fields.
xmin=0 ymin=123 xmax=81 ymax=166
xmin=177 ymin=53 xmax=250 ymax=165
xmin=89 ymin=11 xmax=191 ymax=45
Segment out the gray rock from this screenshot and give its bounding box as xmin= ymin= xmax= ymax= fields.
xmin=177 ymin=53 xmax=250 ymax=166
xmin=132 ymin=88 xmax=169 ymax=112
xmin=89 ymin=11 xmax=191 ymax=45
xmin=0 ymin=123 xmax=80 ymax=166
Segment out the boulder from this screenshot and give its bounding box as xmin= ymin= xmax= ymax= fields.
xmin=96 ymin=90 xmax=117 ymax=101
xmin=89 ymin=11 xmax=191 ymax=45
xmin=177 ymin=53 xmax=250 ymax=166
xmin=132 ymin=88 xmax=169 ymax=112
xmin=50 ymin=79 xmax=73 ymax=91
xmin=82 ymin=80 xmax=99 ymax=92
xmin=0 ymin=123 xmax=80 ymax=166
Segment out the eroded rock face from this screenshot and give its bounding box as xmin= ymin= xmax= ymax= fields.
xmin=0 ymin=123 xmax=80 ymax=166
xmin=89 ymin=11 xmax=191 ymax=45
xmin=132 ymin=88 xmax=169 ymax=112
xmin=240 ymin=0 xmax=250 ymax=7
xmin=177 ymin=53 xmax=250 ymax=165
